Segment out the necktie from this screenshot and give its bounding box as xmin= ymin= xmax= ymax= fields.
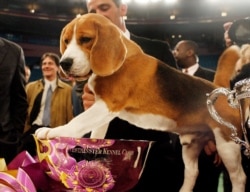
xmin=42 ymin=85 xmax=52 ymax=126
xmin=184 ymin=68 xmax=188 ymax=74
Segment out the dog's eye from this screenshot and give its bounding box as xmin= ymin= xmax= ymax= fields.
xmin=79 ymin=37 xmax=92 ymax=44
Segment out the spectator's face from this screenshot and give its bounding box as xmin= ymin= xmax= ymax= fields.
xmin=41 ymin=57 xmax=59 ymax=80
xmin=172 ymin=42 xmax=188 ymax=68
xmin=25 ymin=67 xmax=31 ymax=82
xmin=86 ymin=0 xmax=127 ymax=30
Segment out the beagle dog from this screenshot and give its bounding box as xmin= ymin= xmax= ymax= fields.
xmin=35 ymin=13 xmax=246 ymax=192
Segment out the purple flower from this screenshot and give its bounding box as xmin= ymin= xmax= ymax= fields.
xmin=62 ymin=160 xmax=115 ymax=191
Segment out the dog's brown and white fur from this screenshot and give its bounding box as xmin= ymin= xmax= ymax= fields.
xmin=35 ymin=14 xmax=246 ymax=191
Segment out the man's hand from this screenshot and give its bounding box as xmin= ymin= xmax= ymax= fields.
xmin=224 ymin=22 xmax=233 ymax=48
xmin=204 ymin=140 xmax=222 ymax=166
xmin=82 ymin=83 xmax=95 ymax=110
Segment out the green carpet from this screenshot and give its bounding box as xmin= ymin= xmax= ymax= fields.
xmin=217 ymin=173 xmax=224 ymax=192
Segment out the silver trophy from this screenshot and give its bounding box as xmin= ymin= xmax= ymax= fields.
xmin=207 ymin=78 xmax=250 ymax=157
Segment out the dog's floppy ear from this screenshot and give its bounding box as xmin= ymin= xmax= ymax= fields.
xmin=90 ymin=22 xmax=127 ymax=76
xmin=60 ymin=27 xmax=66 ymax=54
xmin=60 ymin=18 xmax=77 ymax=54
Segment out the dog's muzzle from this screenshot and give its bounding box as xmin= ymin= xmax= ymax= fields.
xmin=59 ymin=58 xmax=73 ymax=81
xmin=59 ymin=58 xmax=92 ymax=82
xmin=60 ymin=58 xmax=73 ymax=72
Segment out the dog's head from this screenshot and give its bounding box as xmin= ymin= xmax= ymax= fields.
xmin=59 ymin=13 xmax=127 ymax=81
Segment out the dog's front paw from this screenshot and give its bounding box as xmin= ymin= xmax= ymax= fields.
xmin=35 ymin=127 xmax=51 ymax=139
xmin=35 ymin=126 xmax=72 ymax=139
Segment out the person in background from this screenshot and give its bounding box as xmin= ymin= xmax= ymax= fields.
xmin=58 ymin=65 xmax=85 ymax=116
xmin=173 ymin=40 xmax=222 ymax=192
xmin=0 ymin=37 xmax=28 ymax=164
xmin=173 ymin=40 xmax=215 ymax=81
xmin=25 ymin=65 xmax=31 ymax=83
xmin=20 ymin=52 xmax=73 ymax=156
xmin=81 ymin=0 xmax=220 ymax=191
xmin=72 ymin=80 xmax=86 ymax=116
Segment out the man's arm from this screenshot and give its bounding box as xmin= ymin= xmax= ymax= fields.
xmin=224 ymin=22 xmax=233 ymax=47
xmin=10 ymin=44 xmax=28 ymax=135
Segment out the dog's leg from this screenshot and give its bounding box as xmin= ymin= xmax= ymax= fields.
xmin=35 ymin=100 xmax=117 ymax=139
xmin=213 ymin=127 xmax=246 ymax=192
xmin=179 ymin=134 xmax=203 ymax=192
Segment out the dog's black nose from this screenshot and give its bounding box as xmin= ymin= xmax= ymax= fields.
xmin=60 ymin=58 xmax=73 ymax=71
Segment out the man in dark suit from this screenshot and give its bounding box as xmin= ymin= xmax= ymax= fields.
xmin=0 ymin=37 xmax=28 ymax=163
xmin=173 ymin=40 xmax=215 ymax=81
xmin=173 ymin=39 xmax=222 ymax=192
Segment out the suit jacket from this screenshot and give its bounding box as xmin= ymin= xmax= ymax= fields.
xmin=0 ymin=37 xmax=28 ymax=163
xmin=0 ymin=38 xmax=28 ymax=136
xmin=130 ymin=33 xmax=177 ymax=69
xmin=24 ymin=78 xmax=73 ymax=133
xmin=194 ymin=66 xmax=215 ymax=81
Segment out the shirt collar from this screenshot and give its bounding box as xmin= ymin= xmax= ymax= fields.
xmin=183 ymin=63 xmax=199 ymax=76
xmin=44 ymin=78 xmax=57 ymax=91
xmin=124 ymin=29 xmax=130 ymax=39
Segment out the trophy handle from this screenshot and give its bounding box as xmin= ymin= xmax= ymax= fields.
xmin=207 ymin=87 xmax=239 ymax=132
xmin=207 ymin=87 xmax=250 ymax=157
